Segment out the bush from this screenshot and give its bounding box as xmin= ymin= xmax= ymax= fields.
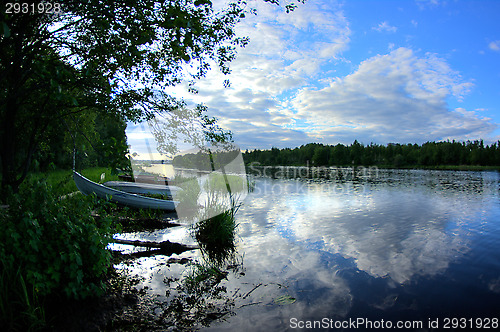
xmin=0 ymin=179 xmax=115 ymax=301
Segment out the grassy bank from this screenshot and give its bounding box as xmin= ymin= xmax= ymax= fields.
xmin=26 ymin=167 xmax=120 ymax=196
xmin=1 ymin=167 xmax=248 ymax=330
xmin=0 ymin=167 xmax=133 ymax=330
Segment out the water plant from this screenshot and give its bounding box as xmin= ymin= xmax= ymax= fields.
xmin=192 ymin=191 xmax=241 ymax=267
xmin=175 ymin=176 xmax=202 ymax=220
xmin=155 ymin=262 xmax=234 ymax=330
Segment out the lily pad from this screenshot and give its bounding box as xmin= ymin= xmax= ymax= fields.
xmin=273 ymin=295 xmax=296 ymax=305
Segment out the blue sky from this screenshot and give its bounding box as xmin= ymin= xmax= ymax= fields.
xmin=127 ymin=0 xmax=500 ymax=155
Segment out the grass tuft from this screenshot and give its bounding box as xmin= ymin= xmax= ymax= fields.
xmin=192 ymin=192 xmax=241 ymax=267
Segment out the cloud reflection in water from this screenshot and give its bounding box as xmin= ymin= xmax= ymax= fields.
xmin=264 ymin=178 xmax=476 ymax=284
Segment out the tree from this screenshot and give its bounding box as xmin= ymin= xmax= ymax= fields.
xmin=350 ymin=140 xmax=363 ymax=165
xmin=312 ymin=145 xmax=329 ymax=166
xmin=0 ymin=0 xmax=304 ymax=194
xmin=330 ymin=144 xmax=348 ymax=165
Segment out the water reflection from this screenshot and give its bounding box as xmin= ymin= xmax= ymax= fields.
xmin=113 ymin=169 xmax=500 ymax=330
xmin=246 ymin=170 xmax=498 ymax=283
xmin=208 ymin=170 xmax=500 ymax=329
xmin=270 ymin=185 xmax=470 ymax=283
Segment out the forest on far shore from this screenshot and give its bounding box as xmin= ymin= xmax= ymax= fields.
xmin=243 ymin=140 xmax=500 ymax=168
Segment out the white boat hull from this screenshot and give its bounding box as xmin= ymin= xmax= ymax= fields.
xmin=103 ymin=181 xmax=182 ymax=196
xmin=73 ymin=171 xmax=178 ymax=211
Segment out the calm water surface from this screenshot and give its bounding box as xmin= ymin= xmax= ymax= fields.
xmin=114 ymin=169 xmax=500 ymax=331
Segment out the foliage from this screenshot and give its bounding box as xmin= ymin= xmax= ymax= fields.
xmin=244 ymin=140 xmax=500 ymax=168
xmin=0 ymin=179 xmax=117 ymax=302
xmin=0 ymin=0 xmax=304 ymax=193
xmin=159 ymin=262 xmax=233 ymax=330
xmin=172 ymin=147 xmax=242 ymax=171
xmin=27 ymin=167 xmax=120 ymax=197
xmin=0 ymin=259 xmax=46 ymax=331
xmin=32 ymin=110 xmax=130 ymax=174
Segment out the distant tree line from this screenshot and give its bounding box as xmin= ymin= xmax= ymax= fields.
xmin=173 ymin=148 xmax=241 ymax=171
xmin=243 ymin=140 xmax=500 ymax=167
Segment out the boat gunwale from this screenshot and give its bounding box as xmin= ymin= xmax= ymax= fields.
xmin=73 ymin=171 xmax=179 ymax=209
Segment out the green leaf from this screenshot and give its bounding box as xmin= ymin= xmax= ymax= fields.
xmin=1 ymin=21 xmax=10 ymax=38
xmin=273 ymin=295 xmax=296 ymax=305
xmin=75 ymin=254 xmax=82 ymax=266
xmin=194 ymin=0 xmax=211 ymax=6
xmin=29 ymin=239 xmax=39 ymax=251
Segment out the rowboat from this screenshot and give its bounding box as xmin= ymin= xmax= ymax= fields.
xmin=73 ymin=171 xmax=178 ymax=211
xmin=103 ymin=181 xmax=182 ymax=196
xmin=118 ymin=174 xmax=170 ymax=184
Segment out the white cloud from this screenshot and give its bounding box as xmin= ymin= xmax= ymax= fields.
xmin=126 ymin=1 xmax=498 ymax=152
xmin=145 ymin=0 xmax=352 ymax=150
xmin=289 ymin=47 xmax=495 ymax=144
xmin=489 ymin=40 xmax=500 ymax=52
xmin=372 ymin=21 xmax=397 ymax=33
xmin=416 ymin=0 xmax=445 ymax=10
xmin=126 ymin=123 xmax=163 ymax=158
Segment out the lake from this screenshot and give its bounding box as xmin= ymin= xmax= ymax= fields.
xmin=113 ymin=168 xmax=500 ymax=330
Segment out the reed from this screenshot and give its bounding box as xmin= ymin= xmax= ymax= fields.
xmin=0 ymin=259 xmax=46 ymax=331
xmin=192 ymin=192 xmax=241 ymax=267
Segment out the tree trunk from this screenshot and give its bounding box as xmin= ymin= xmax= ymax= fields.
xmin=0 ymin=83 xmax=20 ymax=195
xmin=110 ymin=238 xmax=199 ymax=256
xmin=0 ymin=17 xmax=27 ymax=195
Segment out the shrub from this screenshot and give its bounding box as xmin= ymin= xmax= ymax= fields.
xmin=0 ymin=179 xmax=115 ymax=301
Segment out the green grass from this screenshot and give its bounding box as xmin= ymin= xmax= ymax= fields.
xmin=0 ymin=260 xmax=46 ymax=331
xmin=26 ymin=167 xmax=176 ymax=226
xmin=192 ymin=192 xmax=240 ymax=267
xmin=204 ymin=173 xmax=247 ymax=193
xmin=26 ymin=167 xmax=120 ymax=196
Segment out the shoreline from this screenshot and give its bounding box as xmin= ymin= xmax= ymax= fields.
xmin=245 ymin=164 xmax=500 ymax=172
